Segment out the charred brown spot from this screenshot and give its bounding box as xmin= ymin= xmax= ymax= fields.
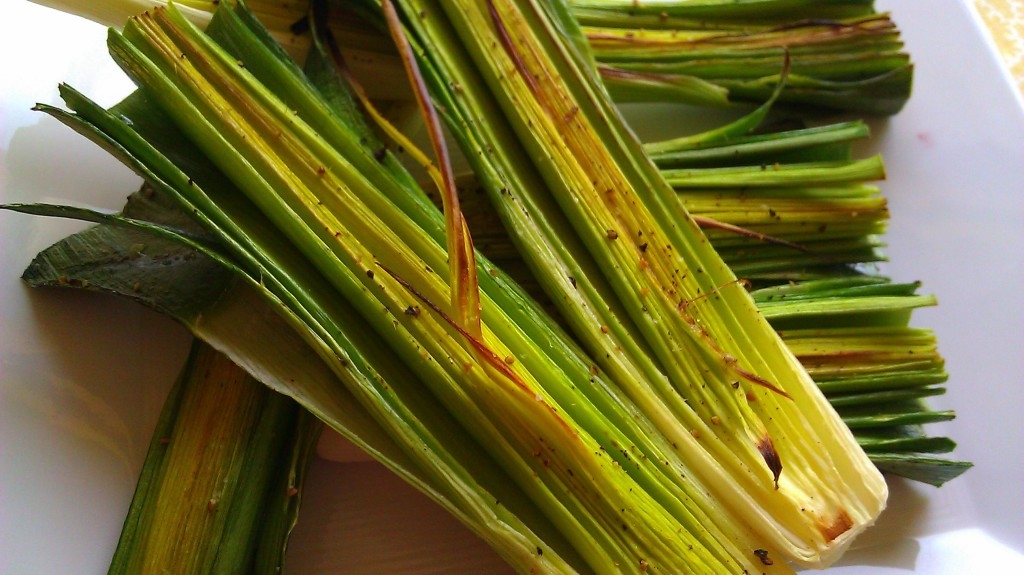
xmin=732 ymin=363 xmax=793 ymax=399
xmin=753 ymin=549 xmax=773 ymax=566
xmin=756 ymin=435 xmax=782 ymax=489
xmin=818 ymin=509 xmax=854 ymax=543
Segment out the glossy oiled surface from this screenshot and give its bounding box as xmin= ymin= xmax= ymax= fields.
xmin=295 ymin=2 xmax=1024 ymax=571
xmin=1 ymin=1 xmax=1022 ymax=573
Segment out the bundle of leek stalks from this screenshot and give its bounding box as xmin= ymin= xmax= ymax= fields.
xmin=574 ymin=0 xmax=913 ymax=114
xmin=6 ymin=0 xmax=969 ymax=573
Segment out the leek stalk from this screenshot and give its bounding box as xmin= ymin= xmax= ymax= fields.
xmin=373 ymin=0 xmax=886 ymax=565
xmin=4 ymin=1 xmax=966 ymax=568
xmin=579 ymin=7 xmax=912 ymax=114
xmin=24 ymin=4 xmax=790 ymax=572
xmin=108 ymin=338 xmax=321 ymax=575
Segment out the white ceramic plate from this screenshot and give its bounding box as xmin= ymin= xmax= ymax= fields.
xmin=2 ymin=1 xmax=1022 ymax=573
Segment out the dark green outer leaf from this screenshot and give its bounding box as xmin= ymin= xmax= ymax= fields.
xmin=254 ymin=407 xmax=323 ymax=573
xmin=871 ymin=454 xmax=973 ymax=488
xmin=15 ymin=191 xmax=554 ymax=553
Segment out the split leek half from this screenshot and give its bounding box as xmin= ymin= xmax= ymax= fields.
xmin=359 ymin=0 xmax=885 ymax=566
xmin=28 ymin=0 xmax=965 ymax=492
xmin=16 ymin=20 xmax=954 ymax=568
xmin=11 ymin=4 xmax=809 ymax=572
